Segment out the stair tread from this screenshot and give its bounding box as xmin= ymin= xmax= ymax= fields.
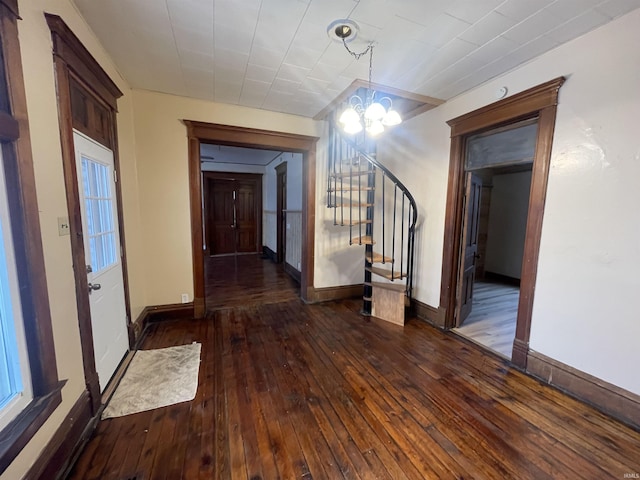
xmin=328 ymin=186 xmax=375 ymax=192
xmin=332 ymin=203 xmax=374 ymax=207
xmin=330 ymin=170 xmax=374 ymax=178
xmin=366 ymin=266 xmax=407 ymax=280
xmin=338 ymin=219 xmax=372 ymax=226
xmin=367 ymin=281 xmax=406 ymax=292
xmin=366 ymin=251 xmax=393 ymax=263
xmin=351 ymin=236 xmax=375 ymax=245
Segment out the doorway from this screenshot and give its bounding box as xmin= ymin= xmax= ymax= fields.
xmin=454 ymin=158 xmax=534 ymax=358
xmin=439 ymin=78 xmax=565 ymax=368
xmin=204 ymin=172 xmax=262 ymax=256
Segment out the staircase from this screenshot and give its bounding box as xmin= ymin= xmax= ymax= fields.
xmin=327 ymin=117 xmax=417 ymax=325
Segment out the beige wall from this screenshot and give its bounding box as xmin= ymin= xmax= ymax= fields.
xmin=130 ymin=89 xmax=321 ymax=305
xmin=4 ymin=0 xmax=145 ymax=478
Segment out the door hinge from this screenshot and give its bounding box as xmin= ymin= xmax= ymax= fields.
xmin=113 ymin=169 xmax=118 ymax=183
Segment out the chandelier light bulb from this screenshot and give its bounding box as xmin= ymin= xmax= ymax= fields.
xmin=366 ymin=120 xmax=384 ymax=136
xmin=382 ymin=109 xmax=402 ymax=126
xmin=339 ymin=107 xmax=360 ymax=125
xmin=344 ymin=119 xmax=363 ymax=134
xmin=364 ymin=101 xmax=386 ymax=121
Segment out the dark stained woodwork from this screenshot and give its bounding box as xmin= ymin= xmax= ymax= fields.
xmin=203 ymin=172 xmax=262 ymax=256
xmin=0 ymin=3 xmax=63 ymax=473
xmin=26 ymin=390 xmax=94 ymax=480
xmin=456 ymin=172 xmax=482 ymax=326
xmin=440 ymin=77 xmax=565 ymax=370
xmin=67 ymin=259 xmax=640 ymax=479
xmin=184 ymin=121 xmax=318 ymax=313
xmin=46 ymin=14 xmax=130 ymax=415
xmin=209 ymin=179 xmax=236 ymax=255
xmin=276 ymin=162 xmax=287 ymax=263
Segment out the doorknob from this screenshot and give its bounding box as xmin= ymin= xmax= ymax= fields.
xmin=88 ymin=283 xmax=101 ymax=291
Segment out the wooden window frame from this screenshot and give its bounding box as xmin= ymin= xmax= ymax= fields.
xmin=439 ymin=77 xmax=565 ymax=368
xmin=0 ymin=1 xmax=63 ymax=473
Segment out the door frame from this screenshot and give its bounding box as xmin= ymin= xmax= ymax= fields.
xmin=439 ymin=77 xmax=565 ymax=369
xmin=184 ymin=121 xmax=318 ymax=317
xmin=276 ymin=162 xmax=287 ymax=263
xmin=47 ymin=15 xmax=132 ymax=414
xmin=203 ymin=171 xmax=263 ymax=255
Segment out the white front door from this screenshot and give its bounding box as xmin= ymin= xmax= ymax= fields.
xmin=74 ymin=131 xmax=129 ymax=391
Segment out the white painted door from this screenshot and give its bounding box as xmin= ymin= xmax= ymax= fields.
xmin=74 ymin=131 xmax=129 ymax=391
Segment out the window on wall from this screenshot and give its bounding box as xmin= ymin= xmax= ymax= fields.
xmin=0 ymin=0 xmax=62 ymax=473
xmin=0 ymin=148 xmax=33 ymax=431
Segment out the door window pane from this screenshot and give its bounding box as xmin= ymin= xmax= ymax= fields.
xmin=81 ymin=156 xmax=117 ymax=273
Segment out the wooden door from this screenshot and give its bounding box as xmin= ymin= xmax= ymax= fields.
xmin=235 ymin=179 xmax=258 ymax=253
xmin=456 ymin=172 xmax=482 ymax=326
xmin=209 ymin=179 xmax=236 ymax=255
xmin=205 ymin=173 xmax=262 ymax=256
xmin=276 ymin=163 xmax=287 ymax=263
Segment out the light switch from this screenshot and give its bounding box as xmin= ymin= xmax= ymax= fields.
xmin=57 ymin=217 xmax=70 ymax=236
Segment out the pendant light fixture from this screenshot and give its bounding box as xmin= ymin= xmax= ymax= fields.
xmin=330 ymin=21 xmax=402 ymax=137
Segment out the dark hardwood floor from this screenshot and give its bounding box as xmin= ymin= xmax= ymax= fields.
xmin=205 ymin=253 xmax=300 ymax=310
xmin=67 ymin=256 xmax=640 ymax=479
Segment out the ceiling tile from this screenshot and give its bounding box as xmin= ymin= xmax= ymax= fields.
xmin=416 ymin=13 xmax=471 ymax=48
xmin=544 ymin=0 xmax=605 ymax=21
xmin=546 ymin=9 xmax=612 ymax=45
xmin=495 ymin=0 xmax=554 ymax=22
xmin=502 ymin=9 xmax=567 ymax=45
xmin=467 ymin=35 xmax=520 ymax=64
xmin=595 ymin=0 xmax=640 ymax=18
xmin=245 ymin=64 xmax=278 ymax=83
xmin=445 ymin=0 xmax=504 ymax=23
xmin=458 ymin=11 xmax=517 ymax=46
xmin=277 ymin=63 xmax=312 ymax=82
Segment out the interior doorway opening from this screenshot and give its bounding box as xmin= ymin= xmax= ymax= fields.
xmin=191 ymin=130 xmax=314 ymax=315
xmin=453 ymin=161 xmax=533 ymax=359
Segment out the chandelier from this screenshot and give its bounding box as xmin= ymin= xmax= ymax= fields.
xmin=333 ymin=23 xmax=402 ymax=136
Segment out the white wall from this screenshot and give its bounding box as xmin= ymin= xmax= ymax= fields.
xmin=380 ymin=9 xmax=640 ymax=395
xmin=485 ymin=171 xmax=532 ymax=279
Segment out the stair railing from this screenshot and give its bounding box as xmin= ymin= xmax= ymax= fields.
xmin=327 ymin=115 xmax=418 ymax=314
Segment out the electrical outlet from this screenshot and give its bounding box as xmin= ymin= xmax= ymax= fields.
xmin=181 ymin=293 xmax=189 ymax=303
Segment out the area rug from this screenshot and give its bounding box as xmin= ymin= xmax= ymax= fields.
xmin=102 ymin=342 xmax=201 ymax=419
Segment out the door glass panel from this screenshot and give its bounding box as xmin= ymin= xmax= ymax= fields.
xmin=81 ymin=156 xmax=117 ymax=273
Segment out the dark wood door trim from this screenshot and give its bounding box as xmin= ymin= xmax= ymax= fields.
xmin=184 ymin=121 xmax=318 ymax=317
xmin=276 ymin=162 xmax=287 ymax=263
xmin=46 ymin=14 xmax=130 ymax=414
xmin=439 ymin=77 xmax=565 ymax=369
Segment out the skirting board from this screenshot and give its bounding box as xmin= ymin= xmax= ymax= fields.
xmin=284 ymin=262 xmax=301 ymax=284
xmin=411 ymin=298 xmax=445 ymax=328
xmin=305 ymin=284 xmax=363 ymax=303
xmin=133 ymin=302 xmax=195 ymax=342
xmin=25 ymin=390 xmax=95 ymax=480
xmin=527 ymin=350 xmax=640 ymax=430
xmin=262 ymin=246 xmax=277 ymax=262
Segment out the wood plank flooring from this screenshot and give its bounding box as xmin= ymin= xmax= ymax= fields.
xmin=67 ymin=258 xmax=640 ymax=479
xmin=454 ymin=280 xmax=519 ymax=358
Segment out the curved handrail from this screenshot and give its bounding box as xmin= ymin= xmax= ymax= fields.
xmin=336 ymin=128 xmax=418 ymax=299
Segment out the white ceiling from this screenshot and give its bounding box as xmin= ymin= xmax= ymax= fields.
xmin=73 ymin=0 xmax=640 ymax=118
xmin=200 ymin=144 xmax=282 ymax=165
